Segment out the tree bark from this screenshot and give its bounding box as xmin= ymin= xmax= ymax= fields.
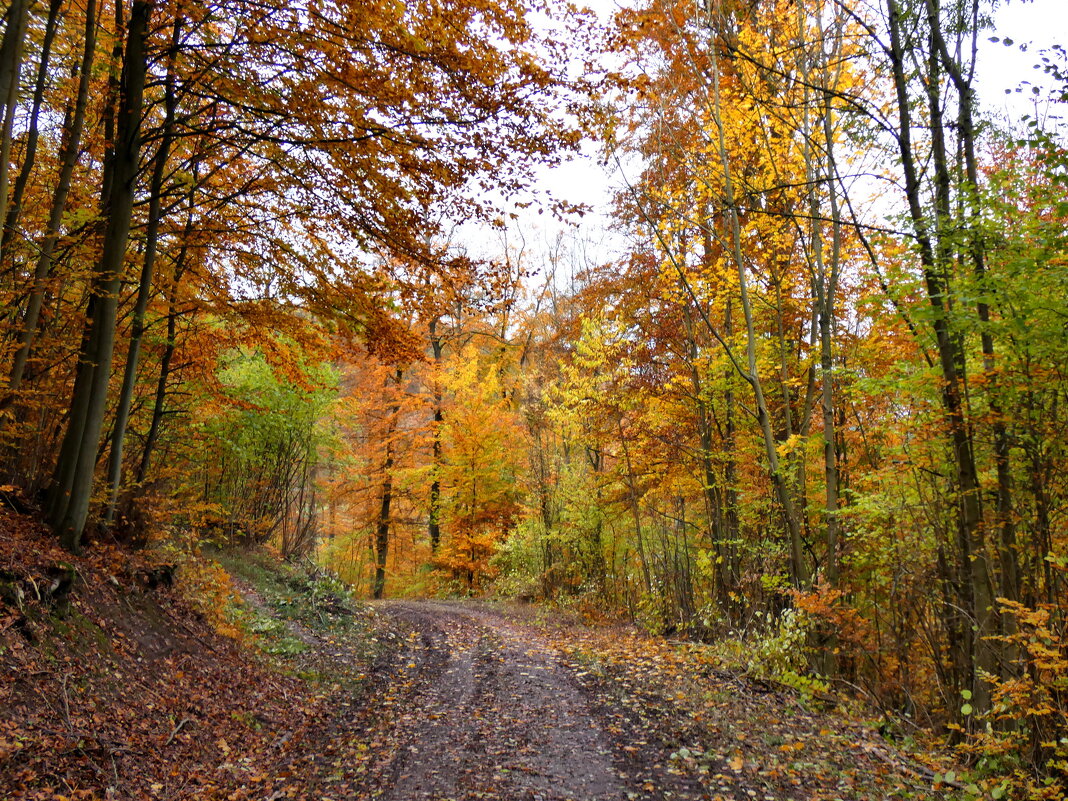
xmin=618 ymin=418 xmax=652 ymax=597
xmin=1 ymin=0 xmax=63 ymax=264
xmin=885 ymin=0 xmax=996 ymax=708
xmin=0 ymin=0 xmax=30 ymax=235
xmin=924 ymin=0 xmax=1019 ymax=609
xmin=373 ymin=369 xmax=402 ymax=599
xmin=805 ymin=3 xmax=845 ymax=586
xmin=428 ymin=318 xmax=443 ymax=552
xmin=706 ymin=7 xmax=807 ymax=588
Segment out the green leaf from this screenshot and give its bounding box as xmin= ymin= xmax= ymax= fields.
xmin=961 ymin=689 xmax=972 ymax=700
xmin=961 ymin=703 xmax=973 ymax=716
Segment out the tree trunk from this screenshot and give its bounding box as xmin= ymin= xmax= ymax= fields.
xmin=705 ymin=10 xmax=807 ymax=588
xmin=722 ymin=296 xmax=740 ymax=602
xmin=924 ymin=0 xmax=1019 ymax=609
xmin=618 ymin=418 xmax=652 ymax=596
xmin=885 ymin=0 xmax=996 ymax=708
xmin=373 ymin=368 xmax=402 ymax=599
xmin=135 ymin=155 xmax=200 ymax=485
xmin=47 ymin=0 xmax=154 ymax=551
xmin=428 ymin=318 xmax=443 ymax=552
xmin=136 ymin=293 xmax=177 ymax=484
xmin=7 ymin=0 xmax=98 ymax=393
xmin=806 ymin=4 xmax=845 ymax=587
xmin=105 ymin=15 xmax=182 ymax=524
xmin=681 ymin=297 xmax=733 ymax=612
xmin=1 ymin=0 xmax=63 ymax=264
xmin=0 ymin=0 xmax=30 ymax=234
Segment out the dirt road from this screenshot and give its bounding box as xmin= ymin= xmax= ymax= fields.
xmin=278 ymin=599 xmax=933 ymax=801
xmin=0 ymin=538 xmax=950 ymax=801
xmin=352 ymin=601 xmax=627 ymax=801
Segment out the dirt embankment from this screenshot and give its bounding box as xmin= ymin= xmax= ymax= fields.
xmin=0 ymin=513 xmax=330 ymax=800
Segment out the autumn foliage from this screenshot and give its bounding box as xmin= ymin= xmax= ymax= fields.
xmin=2 ymin=0 xmax=1067 ymax=795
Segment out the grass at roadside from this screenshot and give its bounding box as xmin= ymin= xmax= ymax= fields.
xmin=208 ymin=549 xmax=389 ymax=687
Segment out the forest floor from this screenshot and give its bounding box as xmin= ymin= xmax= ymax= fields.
xmin=0 ymin=514 xmax=958 ymax=800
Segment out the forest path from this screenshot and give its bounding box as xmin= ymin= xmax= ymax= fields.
xmin=352 ymin=601 xmax=628 ymax=801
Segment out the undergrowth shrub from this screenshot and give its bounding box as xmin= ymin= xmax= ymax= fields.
xmin=635 ymin=578 xmax=673 ymax=635
xmin=705 ymin=605 xmax=829 ymax=698
xmin=959 ymin=599 xmax=1068 ymax=800
xmin=160 ymin=542 xmax=247 ymax=641
xmin=746 ymin=607 xmax=830 ymax=696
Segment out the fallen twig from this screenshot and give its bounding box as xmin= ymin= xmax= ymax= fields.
xmin=865 ymin=742 xmax=961 ymax=790
xmin=164 ymin=716 xmax=193 ymax=747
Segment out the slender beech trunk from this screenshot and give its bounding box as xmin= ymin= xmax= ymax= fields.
xmin=48 ymin=0 xmax=154 ymax=551
xmin=136 ymin=154 xmax=200 ymax=485
xmin=722 ymin=295 xmax=740 ymax=593
xmin=373 ymin=369 xmax=402 ymax=599
xmin=1024 ymin=441 xmax=1057 ymax=606
xmin=0 ymin=0 xmax=30 ymax=234
xmin=925 ymin=0 xmax=1019 ymax=608
xmin=533 ymin=433 xmax=557 ymax=594
xmin=681 ymin=297 xmax=732 ymax=610
xmin=105 ymin=15 xmax=183 ymax=524
xmin=428 ymin=318 xmax=443 ymax=552
xmin=1 ymin=0 xmax=63 ymax=263
xmin=136 ymin=293 xmax=176 ymax=483
xmin=0 ymin=0 xmax=28 ymax=105
xmin=586 ymin=444 xmax=607 ymax=592
xmin=803 ymin=3 xmax=845 ymax=587
xmin=98 ymin=0 xmax=126 ymax=215
xmin=706 ymin=5 xmax=807 ymax=588
xmin=7 ymin=0 xmax=98 ymax=392
xmin=618 ymin=418 xmax=652 ymax=596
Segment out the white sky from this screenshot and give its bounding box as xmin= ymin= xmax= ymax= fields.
xmin=979 ymin=0 xmax=1068 ymax=131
